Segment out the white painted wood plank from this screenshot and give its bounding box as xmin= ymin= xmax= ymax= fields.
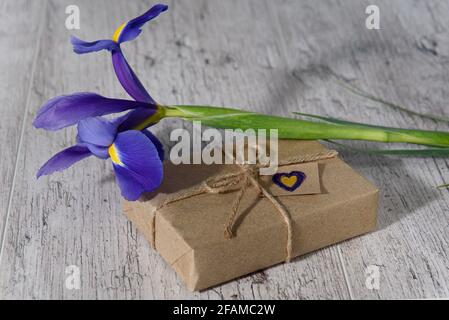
xmin=0 ymin=0 xmax=350 ymax=299
xmin=0 ymin=0 xmax=138 ymax=300
xmin=0 ymin=0 xmax=45 ymax=262
xmin=272 ymin=0 xmax=449 ymax=298
xmin=3 ymin=0 xmax=449 ymax=300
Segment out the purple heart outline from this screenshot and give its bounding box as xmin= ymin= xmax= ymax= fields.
xmin=272 ymin=171 xmax=306 ymax=192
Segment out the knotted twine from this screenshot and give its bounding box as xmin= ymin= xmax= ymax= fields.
xmin=150 ymin=149 xmax=338 ymax=263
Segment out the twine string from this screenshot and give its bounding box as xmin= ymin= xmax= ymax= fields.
xmin=150 ymin=150 xmax=338 ymax=263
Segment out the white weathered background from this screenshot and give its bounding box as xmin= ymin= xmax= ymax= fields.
xmin=1 ymin=0 xmax=449 ymax=299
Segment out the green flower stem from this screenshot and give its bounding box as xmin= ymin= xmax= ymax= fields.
xmin=156 ymin=105 xmax=449 ymax=148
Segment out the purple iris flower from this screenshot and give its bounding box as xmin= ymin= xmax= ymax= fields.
xmin=33 ymin=92 xmax=154 ymax=131
xmin=33 ymin=92 xmax=164 ymax=200
xmin=36 ymin=116 xmax=164 ymax=201
xmin=34 ymin=5 xmax=169 ymax=200
xmin=70 ymin=4 xmax=168 ymax=104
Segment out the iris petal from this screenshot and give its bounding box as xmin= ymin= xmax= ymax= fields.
xmin=117 ymin=4 xmax=168 ymax=44
xmin=84 ymin=144 xmax=110 ymax=159
xmin=142 ymin=130 xmax=164 ymax=161
xmin=111 ymin=130 xmax=163 ymax=200
xmin=33 ymin=92 xmax=153 ymax=131
xmin=70 ymin=36 xmax=118 ymax=54
xmin=113 ymin=165 xmax=147 ymax=201
xmin=110 ymin=112 xmax=163 ymax=160
xmin=70 ymin=6 xmax=168 ymax=104
xmin=116 ymin=107 xmax=158 ymax=131
xmin=76 ymin=134 xmax=109 ymax=159
xmin=77 ymin=117 xmax=116 ymax=147
xmin=37 ymin=145 xmax=92 ymax=178
xmin=112 ymin=49 xmax=154 ymax=103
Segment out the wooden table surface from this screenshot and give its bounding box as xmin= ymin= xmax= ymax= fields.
xmin=1 ymin=0 xmax=449 ymax=299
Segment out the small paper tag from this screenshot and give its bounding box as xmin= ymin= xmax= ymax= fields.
xmin=259 ymin=162 xmax=321 ymax=196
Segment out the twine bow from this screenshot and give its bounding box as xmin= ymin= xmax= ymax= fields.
xmin=151 ymin=150 xmax=338 ymax=263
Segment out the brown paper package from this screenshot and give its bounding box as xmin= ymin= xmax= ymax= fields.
xmin=122 ymin=140 xmax=379 ymax=291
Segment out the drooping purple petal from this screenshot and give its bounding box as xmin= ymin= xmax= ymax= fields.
xmin=77 ymin=117 xmax=117 ymax=147
xmin=116 ymin=4 xmax=168 ymax=44
xmin=111 ymin=130 xmax=163 ymax=200
xmin=37 ymin=145 xmax=92 ymax=178
xmin=70 ymin=36 xmax=118 ymax=54
xmin=112 ymin=49 xmax=154 ymax=103
xmin=142 ymin=130 xmax=164 ymax=161
xmin=33 ymin=92 xmax=153 ymax=131
xmin=112 ymin=165 xmax=145 ymax=201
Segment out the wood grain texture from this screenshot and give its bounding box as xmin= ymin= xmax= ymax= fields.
xmin=1 ymin=0 xmax=449 ymax=299
xmin=271 ymin=0 xmax=449 ymax=298
xmin=0 ymin=0 xmax=45 ymax=264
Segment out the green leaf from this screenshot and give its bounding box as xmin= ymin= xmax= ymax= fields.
xmin=293 ymin=112 xmax=404 ymax=133
xmin=164 ymin=105 xmax=449 ymax=148
xmin=325 ymin=140 xmax=449 ymax=157
xmin=335 ymin=79 xmax=449 ymax=123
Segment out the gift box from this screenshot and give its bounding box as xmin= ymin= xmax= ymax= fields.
xmin=122 ymin=140 xmax=378 ymax=291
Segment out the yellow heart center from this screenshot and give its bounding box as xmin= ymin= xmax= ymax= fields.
xmin=280 ymin=176 xmax=297 ymax=188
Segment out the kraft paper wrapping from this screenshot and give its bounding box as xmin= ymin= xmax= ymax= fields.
xmin=122 ymin=140 xmax=378 ymax=291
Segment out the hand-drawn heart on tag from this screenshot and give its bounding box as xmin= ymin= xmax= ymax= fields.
xmin=272 ymin=171 xmax=306 ymax=192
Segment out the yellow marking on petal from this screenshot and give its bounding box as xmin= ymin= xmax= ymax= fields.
xmin=112 ymin=22 xmax=127 ymax=43
xmin=280 ymin=176 xmax=298 ymax=188
xmin=108 ymin=144 xmax=123 ymax=165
